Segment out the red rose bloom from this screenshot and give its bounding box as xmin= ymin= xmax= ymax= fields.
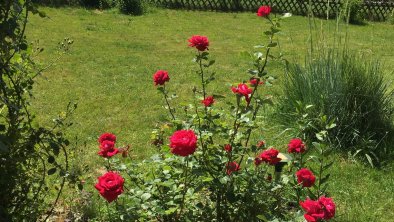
xmin=249 ymin=78 xmax=264 ymax=87
xmin=169 ymin=130 xmax=198 ymax=156
xmin=188 ymin=35 xmax=209 ymax=51
xmin=98 ymin=132 xmax=117 ymax=144
xmin=257 ymin=5 xmax=271 ymax=17
xmin=153 ymin=70 xmax=170 ymax=86
xmin=231 ymin=83 xmax=253 ymax=104
xmin=98 ymin=140 xmax=119 ymax=158
xmin=296 ymin=168 xmax=316 ymax=187
xmin=254 ymin=157 xmax=263 ymax=166
xmin=319 ymin=196 xmax=336 ymax=220
xmin=300 ymin=197 xmax=336 ymax=222
xmin=300 ymin=198 xmax=325 ymax=222
xmin=257 ymin=140 xmax=265 ymax=148
xmin=224 ymin=144 xmax=232 ymax=152
xmin=202 ymin=96 xmax=215 ymax=107
xmin=256 ymin=148 xmax=281 ymax=165
xmin=95 ymin=171 xmax=124 ymax=203
xmin=226 ymin=161 xmax=240 ymax=175
xmin=288 ymin=138 xmax=306 ymax=153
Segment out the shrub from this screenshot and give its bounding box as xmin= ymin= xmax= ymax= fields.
xmin=342 ymin=0 xmax=365 ymax=24
xmin=118 ymin=0 xmax=146 ymax=15
xmin=278 ymin=51 xmax=393 ymax=166
xmin=0 ymin=1 xmax=77 ymax=220
xmin=91 ymin=7 xmax=337 ymax=222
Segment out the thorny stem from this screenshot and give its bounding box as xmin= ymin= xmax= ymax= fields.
xmin=198 ymin=52 xmax=207 ymax=101
xmin=317 ymin=155 xmax=324 ymax=198
xmin=163 ymin=84 xmax=176 ymax=120
xmin=177 ymin=157 xmax=189 ymax=221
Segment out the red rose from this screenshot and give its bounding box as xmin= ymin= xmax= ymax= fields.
xmin=257 ymin=5 xmax=271 ymax=17
xmin=296 ymin=168 xmax=316 ymax=187
xmin=224 ymin=144 xmax=232 ymax=152
xmin=188 ymin=35 xmax=209 ymax=51
xmin=169 ymin=130 xmax=198 ymax=156
xmin=288 ymin=138 xmax=306 ymax=153
xmin=95 ymin=171 xmax=124 ymax=203
xmin=256 ymin=148 xmax=281 ymax=165
xmin=226 ymin=161 xmax=240 ymax=175
xmin=257 ymin=140 xmax=265 ymax=148
xmin=231 ymin=83 xmax=253 ymax=104
xmin=300 ymin=197 xmax=336 ymax=222
xmin=98 ymin=132 xmax=116 ymax=144
xmin=254 ymin=157 xmax=263 ymax=166
xmin=98 ymin=140 xmax=119 ymax=158
xmin=318 ymin=196 xmax=336 ymax=220
xmin=249 ymin=78 xmax=264 ymax=87
xmin=300 ymin=199 xmax=325 ymax=222
xmin=202 ymin=96 xmax=215 ymax=107
xmin=153 ymin=70 xmax=170 ymax=86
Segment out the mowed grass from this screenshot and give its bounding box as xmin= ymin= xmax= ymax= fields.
xmin=27 ymin=7 xmax=394 ymax=221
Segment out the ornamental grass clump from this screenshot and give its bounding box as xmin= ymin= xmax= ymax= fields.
xmin=92 ymin=6 xmax=337 ymax=221
xmin=278 ymin=51 xmax=393 ymax=166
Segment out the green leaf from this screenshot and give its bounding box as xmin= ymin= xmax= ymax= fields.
xmin=141 ymin=193 xmax=151 ymax=201
xmin=257 ymin=214 xmax=268 ymax=221
xmin=202 ymin=177 xmax=213 ymax=182
xmin=271 ymin=27 xmax=281 ymax=33
xmin=320 ymin=174 xmax=330 ymax=184
xmin=365 ymin=154 xmax=374 ymax=167
xmin=323 ymin=161 xmax=334 ymax=171
xmin=219 ymin=176 xmax=229 ymax=184
xmin=47 ymin=168 xmax=57 ymax=175
xmin=267 ymin=42 xmax=278 ymax=48
xmin=47 ymin=156 xmax=55 ymax=164
xmin=164 ymin=207 xmax=177 ymax=215
xmin=326 ymin=123 xmax=337 ymax=129
xmin=248 ymin=69 xmax=259 ymax=75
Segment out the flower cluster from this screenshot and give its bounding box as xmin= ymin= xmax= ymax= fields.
xmin=300 ymin=196 xmax=336 ymax=222
xmin=255 ymin=148 xmax=281 ymax=165
xmin=98 ymin=132 xmax=118 ymax=158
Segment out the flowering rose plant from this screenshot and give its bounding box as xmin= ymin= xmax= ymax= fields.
xmin=93 ymin=7 xmax=336 ymax=221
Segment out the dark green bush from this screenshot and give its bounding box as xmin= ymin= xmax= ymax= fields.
xmin=342 ymin=0 xmax=365 ymax=24
xmin=277 ymin=51 xmax=393 ymax=165
xmin=118 ymin=0 xmax=146 ymax=15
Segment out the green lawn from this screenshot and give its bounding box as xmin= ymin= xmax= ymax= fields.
xmin=27 ymin=7 xmax=394 ymax=221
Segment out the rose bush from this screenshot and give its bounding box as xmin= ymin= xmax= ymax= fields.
xmin=93 ymin=6 xmax=336 ymax=221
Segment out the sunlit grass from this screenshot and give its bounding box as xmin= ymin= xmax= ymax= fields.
xmin=27 ymin=7 xmax=394 ymax=221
